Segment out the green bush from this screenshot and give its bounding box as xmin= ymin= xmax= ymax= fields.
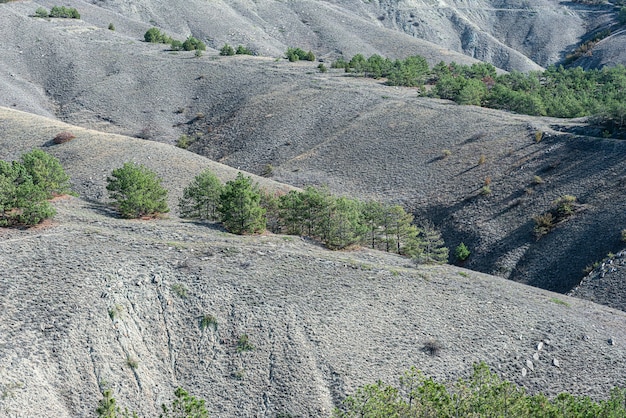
xmin=144 ymin=27 xmax=172 ymax=44
xmin=49 ymin=6 xmax=80 ymax=18
xmin=179 ymin=169 xmax=223 ymax=220
xmin=108 ymin=23 xmax=115 ymax=31
xmin=219 ymin=43 xmax=235 ymax=56
xmin=35 ymin=7 xmax=49 ymax=18
xmin=455 ymin=242 xmax=471 ymax=261
xmin=106 ymin=162 xmax=169 ymax=218
xmin=286 ymin=47 xmax=315 ymax=62
xmin=235 ymin=45 xmax=253 ymax=55
xmin=183 ymin=36 xmax=206 ymax=51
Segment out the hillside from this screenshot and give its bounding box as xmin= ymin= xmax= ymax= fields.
xmin=1 ymin=117 xmax=626 ymax=414
xmin=3 ymin=0 xmax=626 ymax=415
xmin=2 ymin=1 xmax=626 ymax=294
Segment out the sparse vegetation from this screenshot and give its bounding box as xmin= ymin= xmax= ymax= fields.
xmin=108 ymin=23 xmax=115 ymax=31
xmin=171 ymin=283 xmax=188 ymax=298
xmin=441 ymin=149 xmax=451 ymax=158
xmin=550 ymin=297 xmax=571 ymax=307
xmin=108 ymin=304 xmax=124 ymax=320
xmin=532 ymin=175 xmax=544 ymax=185
xmin=236 ymin=334 xmax=254 ymax=352
xmin=200 ymin=315 xmax=218 ymax=331
xmin=106 ymin=162 xmax=169 ymax=219
xmin=126 ymin=355 xmax=139 ymax=369
xmin=235 ymin=45 xmax=253 ymax=55
xmin=144 ymin=27 xmax=173 ymax=44
xmin=533 ymin=195 xmax=578 ymax=238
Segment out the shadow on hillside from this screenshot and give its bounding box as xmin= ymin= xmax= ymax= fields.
xmin=83 ymin=200 xmax=122 ymax=219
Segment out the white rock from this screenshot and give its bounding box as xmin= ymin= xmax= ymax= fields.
xmin=526 ymin=359 xmax=534 ymax=371
xmin=522 ymin=367 xmax=527 ymax=377
xmin=533 ymin=352 xmax=539 ymax=361
xmin=537 ymin=342 xmax=544 ymax=351
xmin=553 ymin=358 xmax=560 ymax=367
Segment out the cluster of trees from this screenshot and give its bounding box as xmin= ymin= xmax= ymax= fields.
xmin=334 ymin=362 xmax=626 ymax=417
xmin=332 ymin=54 xmax=430 ymax=87
xmin=286 ymin=47 xmax=315 ymax=62
xmin=219 ymin=44 xmax=254 ymax=56
xmin=144 ymin=28 xmax=206 ymax=52
xmin=0 ymin=149 xmax=71 ymax=227
xmin=35 ymin=6 xmax=80 ymax=18
xmin=331 ymin=52 xmax=626 ymax=132
xmin=178 ymin=169 xmax=449 ymax=262
xmin=97 ymin=387 xmax=208 ymax=418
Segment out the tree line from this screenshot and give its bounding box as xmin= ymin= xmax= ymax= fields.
xmin=331 ymin=53 xmax=626 ymax=133
xmin=178 ymin=169 xmax=449 ymax=263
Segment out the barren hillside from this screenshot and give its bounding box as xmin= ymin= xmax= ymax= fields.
xmin=1 ymin=133 xmax=625 ymax=415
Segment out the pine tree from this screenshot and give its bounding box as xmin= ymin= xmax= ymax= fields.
xmin=218 ymin=172 xmax=265 ymax=234
xmin=178 ymin=169 xmax=223 ymax=220
xmin=20 ymin=149 xmax=71 ymax=198
xmin=323 ymin=196 xmax=366 ymax=250
xmin=409 ymin=224 xmax=449 ymax=264
xmin=106 ymin=162 xmax=169 ymax=219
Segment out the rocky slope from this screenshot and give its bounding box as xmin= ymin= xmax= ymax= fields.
xmin=1 ymin=169 xmax=626 ymax=417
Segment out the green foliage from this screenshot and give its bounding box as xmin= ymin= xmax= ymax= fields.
xmin=219 ymin=44 xmax=235 ymax=56
xmin=318 ymin=63 xmax=328 ymax=73
xmin=235 ymin=45 xmax=253 ymax=55
xmin=410 ymin=225 xmax=449 ymax=264
xmin=20 ymin=149 xmax=70 ymax=198
xmin=183 ymin=36 xmax=206 ymax=51
xmin=179 ymin=169 xmax=223 ymax=220
xmin=96 ymin=389 xmax=138 ymax=418
xmin=171 ymin=283 xmax=188 ymax=298
xmin=0 ymin=160 xmax=55 ymax=227
xmin=620 ymin=7 xmax=626 ymax=24
xmin=236 ymin=334 xmax=254 ymax=353
xmin=106 ymin=162 xmax=169 ymax=219
xmin=286 ymin=47 xmax=315 ymax=62
xmin=49 ymin=6 xmax=80 ymax=18
xmin=218 ymin=172 xmax=266 ymax=234
xmin=108 ymin=23 xmax=115 ymax=31
xmin=144 ymin=27 xmax=173 ymax=44
xmin=455 ymin=242 xmax=470 ymax=261
xmin=35 ymin=7 xmax=49 ymax=18
xmin=200 ymin=315 xmax=218 ymax=331
xmin=160 ymin=387 xmax=209 ymax=418
xmin=335 ymin=362 xmax=626 ymax=417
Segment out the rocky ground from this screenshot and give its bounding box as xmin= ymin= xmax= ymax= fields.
xmin=1 ymin=196 xmax=626 ymax=417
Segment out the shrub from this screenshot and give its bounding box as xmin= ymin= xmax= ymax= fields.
xmin=178 ymin=169 xmax=223 ymax=220
xmin=200 ymin=315 xmax=217 ymax=331
xmin=194 ymin=49 xmax=203 ymax=57
xmin=35 ymin=7 xmax=49 ymax=18
xmin=286 ymin=47 xmax=315 ymax=62
xmin=478 ymin=154 xmax=486 ymax=165
xmin=144 ymin=27 xmax=172 ymax=44
xmin=171 ymin=283 xmax=188 ymax=298
xmin=108 ymin=23 xmax=115 ymax=31
xmin=318 ymin=63 xmax=328 ymax=73
xmin=20 ymin=149 xmax=71 ymax=198
xmin=126 ymin=355 xmax=138 ymax=369
xmin=554 ymin=195 xmax=577 ymax=217
xmin=170 ymin=40 xmax=183 ymax=51
xmin=480 ymin=185 xmax=492 ymax=195
xmin=455 ymin=242 xmax=470 ymax=261
xmin=442 ymin=149 xmax=451 ymax=158
xmin=236 ymin=334 xmax=254 ymax=352
xmin=220 ymin=43 xmax=235 ymax=56
xmin=235 ymin=45 xmax=253 ymax=55
xmin=53 ymin=131 xmax=75 ymax=144
xmin=532 ymin=175 xmax=544 ymax=185
xmin=183 ymin=36 xmax=206 ymax=51
xmin=160 ymin=387 xmax=209 ymax=418
xmin=533 ymin=212 xmax=554 ymax=238
xmin=49 ymin=6 xmax=80 ymax=18
xmin=621 ymin=229 xmax=626 ymax=242
xmin=105 ymin=162 xmax=169 ymax=218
